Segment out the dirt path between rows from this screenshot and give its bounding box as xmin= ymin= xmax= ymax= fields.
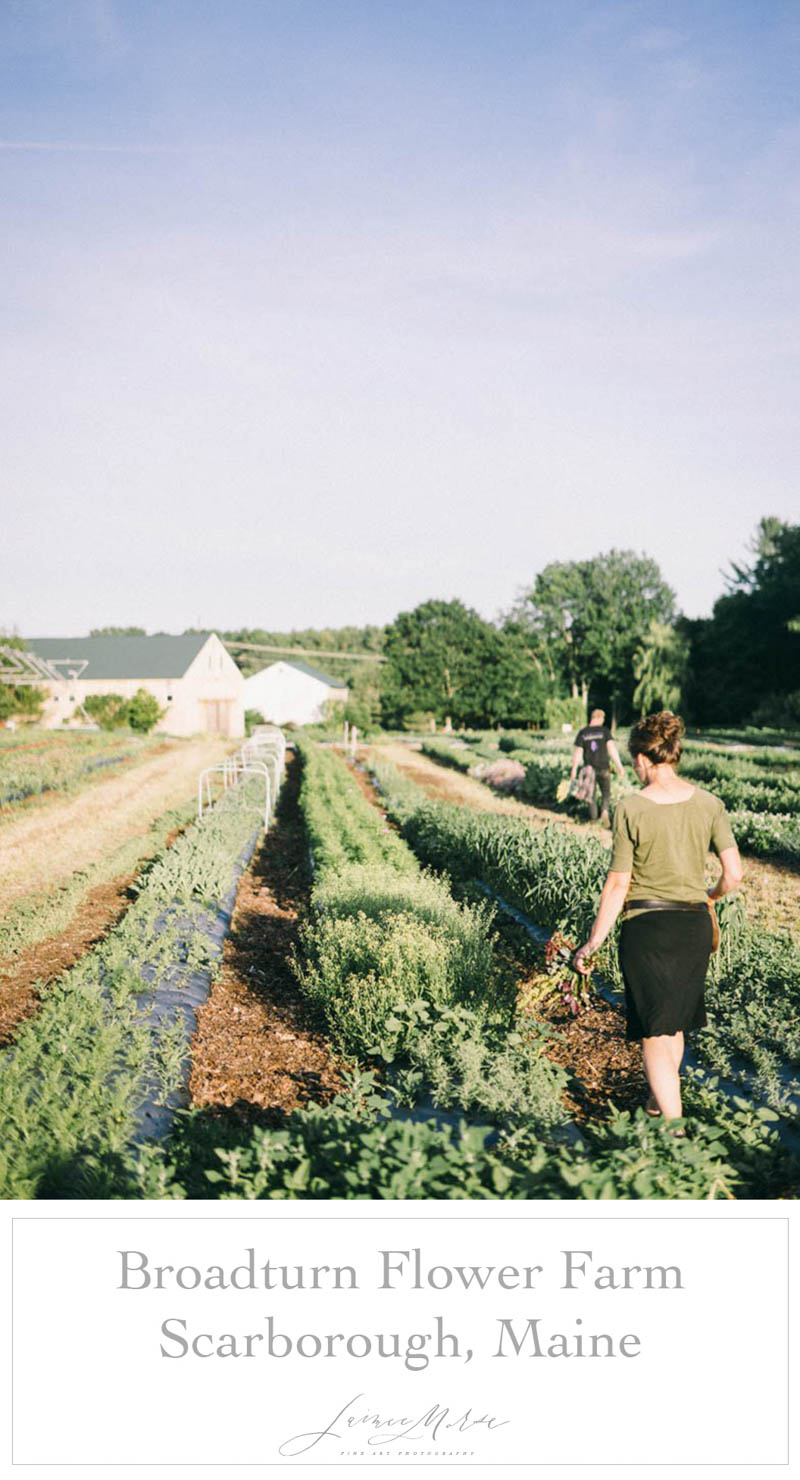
xmin=373 ymin=742 xmax=606 ymax=833
xmin=189 ymin=754 xmax=345 ymax=1120
xmin=371 ymin=743 xmax=799 ymax=934
xmin=0 ymin=736 xmax=230 ymax=909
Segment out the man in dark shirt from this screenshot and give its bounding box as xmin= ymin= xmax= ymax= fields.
xmin=570 ymin=708 xmax=626 ymax=825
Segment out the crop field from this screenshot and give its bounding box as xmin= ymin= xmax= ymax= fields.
xmin=0 ymin=728 xmax=163 ymax=810
xmin=420 ymin=729 xmax=800 ymax=869
xmin=0 ymin=731 xmax=234 ymax=1043
xmin=1 ymin=724 xmax=796 ymax=1202
xmin=368 ymin=747 xmax=800 ymax=1113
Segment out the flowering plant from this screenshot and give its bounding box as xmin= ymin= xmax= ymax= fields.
xmin=544 ymin=931 xmax=594 ymax=1017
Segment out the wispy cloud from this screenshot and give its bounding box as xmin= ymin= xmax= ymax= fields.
xmin=0 ymin=140 xmax=201 ymax=153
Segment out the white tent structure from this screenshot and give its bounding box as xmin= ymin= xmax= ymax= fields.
xmin=243 ymin=659 xmax=348 ymax=727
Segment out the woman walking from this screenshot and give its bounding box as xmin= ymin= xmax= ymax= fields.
xmin=573 ymin=711 xmax=742 ymax=1123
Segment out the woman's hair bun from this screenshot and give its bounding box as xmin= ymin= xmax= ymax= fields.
xmin=628 ymin=710 xmax=685 ymax=766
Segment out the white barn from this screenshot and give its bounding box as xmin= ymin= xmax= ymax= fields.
xmin=30 ymin=633 xmax=245 ymax=738
xmin=244 ymin=659 xmax=349 ymax=727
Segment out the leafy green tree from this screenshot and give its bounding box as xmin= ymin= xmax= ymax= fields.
xmin=84 ymin=693 xmax=130 ymax=730
xmin=686 ymin=518 xmax=800 ymax=725
xmin=125 ymin=689 xmax=163 ymax=733
xmin=490 ymin=621 xmax=552 ymax=726
xmin=89 ymin=626 xmax=147 ymax=636
xmin=512 ymin=550 xmax=675 ymax=724
xmin=381 ymin=601 xmax=552 ymax=728
xmin=381 ymin=600 xmax=495 ymax=727
xmin=0 ymin=633 xmax=45 ymax=723
xmin=632 ymin=620 xmax=689 ymax=716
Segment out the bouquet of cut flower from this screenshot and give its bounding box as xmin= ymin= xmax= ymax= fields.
xmin=544 ymin=930 xmax=595 ymax=1016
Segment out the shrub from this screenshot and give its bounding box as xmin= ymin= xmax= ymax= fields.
xmin=297 ymin=864 xmax=503 ymax=1061
xmin=126 ymin=689 xmax=163 ymax=733
xmin=245 ymin=708 xmax=265 ymax=736
xmin=84 ymin=693 xmax=130 ymax=730
xmin=161 ymin=1070 xmax=794 ymax=1201
xmin=544 ymin=695 xmax=585 ymax=730
xmin=83 ymin=689 xmax=162 ymax=733
xmin=0 ymin=683 xmax=45 ymax=723
xmin=344 ymin=696 xmax=373 ymax=732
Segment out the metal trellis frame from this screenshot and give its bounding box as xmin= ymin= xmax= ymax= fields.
xmin=197 ymin=760 xmax=272 ymax=828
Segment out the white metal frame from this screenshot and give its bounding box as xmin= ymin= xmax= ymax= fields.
xmin=196 ymin=726 xmax=286 ymax=829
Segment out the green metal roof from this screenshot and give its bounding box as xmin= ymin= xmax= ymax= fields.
xmin=28 ymin=634 xmax=213 ymax=680
xmin=282 ymin=658 xmax=348 ymax=690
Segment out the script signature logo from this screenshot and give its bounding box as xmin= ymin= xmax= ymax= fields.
xmin=278 ymin=1393 xmax=509 ymax=1457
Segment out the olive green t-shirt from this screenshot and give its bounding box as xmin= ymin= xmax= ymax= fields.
xmin=610 ymin=787 xmax=736 ymax=905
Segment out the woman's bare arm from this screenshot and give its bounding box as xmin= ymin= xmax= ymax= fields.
xmin=573 ymin=868 xmax=631 ymax=974
xmin=707 ymin=845 xmax=743 ymax=900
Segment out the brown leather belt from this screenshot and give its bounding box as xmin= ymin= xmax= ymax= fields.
xmin=622 ymin=899 xmax=708 ymax=915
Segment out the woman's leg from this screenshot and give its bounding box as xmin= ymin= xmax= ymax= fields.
xmin=646 ymin=1032 xmax=685 ymax=1113
xmin=642 ymin=1033 xmax=683 ymax=1118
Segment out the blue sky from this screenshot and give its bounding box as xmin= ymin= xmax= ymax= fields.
xmin=3 ymin=0 xmax=798 ymax=634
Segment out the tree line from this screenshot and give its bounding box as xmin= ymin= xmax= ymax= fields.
xmin=5 ymin=517 xmax=796 ymax=733
xmin=378 ymin=519 xmax=798 ymax=731
xmin=218 ymin=517 xmax=800 ymax=732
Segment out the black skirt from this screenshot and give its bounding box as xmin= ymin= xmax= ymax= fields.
xmin=618 ymin=910 xmax=714 ymax=1041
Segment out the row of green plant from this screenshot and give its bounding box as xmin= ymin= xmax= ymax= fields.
xmin=0 ymin=798 xmax=197 ymax=961
xmin=679 ymin=754 xmax=800 ymax=816
xmin=0 ymin=728 xmax=154 ymax=809
xmin=699 ymin=727 xmax=800 ymax=750
xmin=418 ymin=739 xmax=477 ymax=773
xmin=450 ymin=731 xmax=800 ymax=866
xmin=294 ymin=740 xmax=568 ymax=1125
xmin=157 ymin=741 xmax=797 ymax=1200
xmin=155 ymin=1067 xmax=793 ymax=1201
xmin=497 ymin=730 xmax=568 ymax=754
xmin=0 ymin=777 xmax=268 ymax=1198
xmin=296 ymin=735 xmax=415 ymax=875
xmin=148 ymin=742 xmax=796 ymax=1200
xmin=368 ymin=754 xmax=800 ymax=1116
xmin=0 ymin=729 xmax=81 ymax=749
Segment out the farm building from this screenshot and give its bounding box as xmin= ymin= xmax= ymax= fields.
xmin=244 ymin=659 xmax=349 ymax=726
xmin=29 ymin=632 xmax=245 ymax=737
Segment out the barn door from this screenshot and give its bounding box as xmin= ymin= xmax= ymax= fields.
xmin=202 ymin=701 xmax=231 ymax=735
